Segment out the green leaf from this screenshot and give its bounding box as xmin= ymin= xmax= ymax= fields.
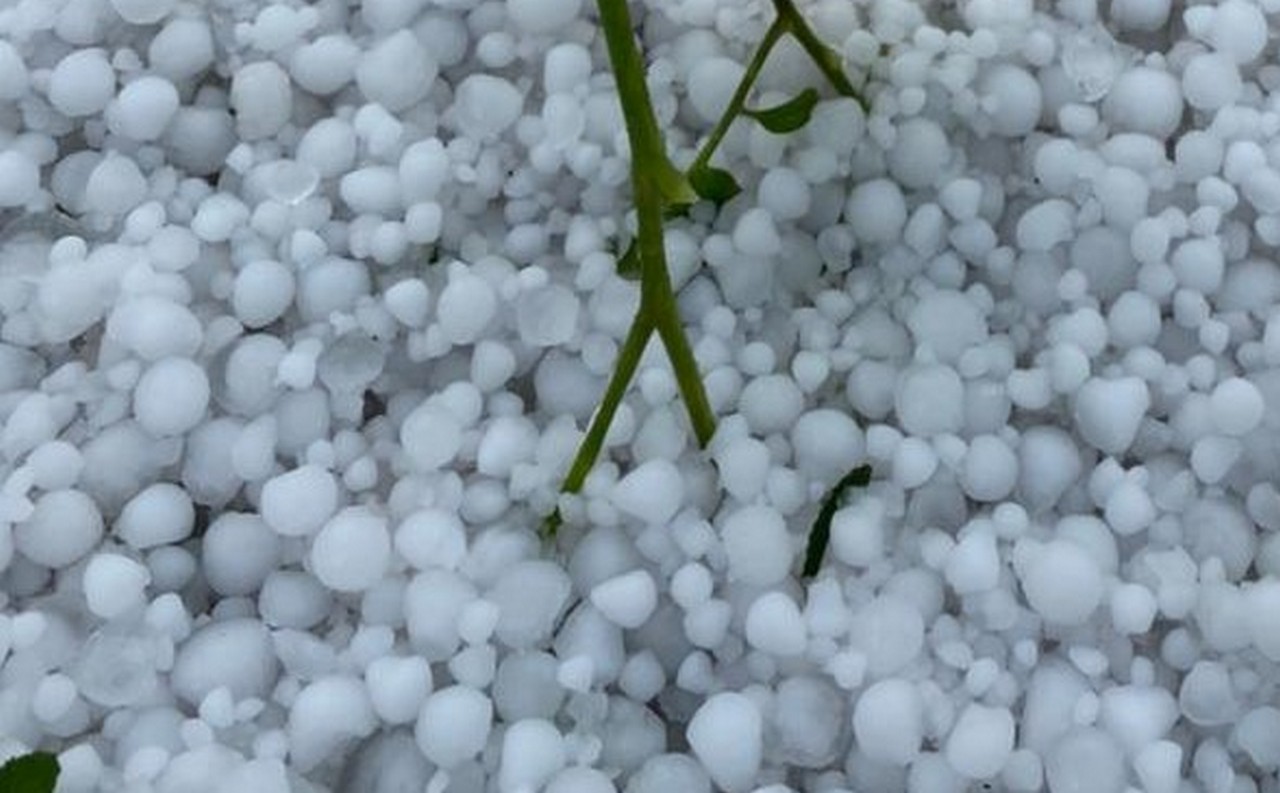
xmin=615 ymin=240 xmax=641 ymax=281
xmin=0 ymin=752 xmax=59 ymax=793
xmin=687 ymin=165 xmax=741 ymax=205
xmin=802 ymin=464 xmax=872 ymax=577
xmin=745 ymin=87 xmax=820 ymax=134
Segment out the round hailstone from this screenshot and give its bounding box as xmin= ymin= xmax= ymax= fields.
xmin=83 ymin=553 xmax=151 ymax=619
xmin=721 ymin=505 xmax=792 ymax=586
xmin=488 ymin=561 xmax=572 ymax=650
xmin=1248 ymin=579 xmax=1280 ymax=660
xmin=148 ymin=18 xmax=215 ymax=80
xmin=498 ymin=719 xmax=567 ymax=793
xmin=686 ymin=692 xmax=762 ymax=793
xmin=758 ymin=167 xmax=811 ymax=221
xmin=738 ymin=374 xmax=805 ymax=435
xmin=415 ymin=685 xmax=493 ymax=768
xmin=105 ymin=296 xmax=204 ymax=359
xmin=744 ymin=592 xmax=807 ymax=656
xmin=437 ymin=271 xmax=497 ymax=344
xmin=356 ymin=30 xmax=437 ymax=112
xmin=895 ymin=364 xmax=965 ymax=437
xmin=84 ymin=154 xmax=148 ymax=216
xmin=907 ymin=290 xmax=988 ymax=363
xmin=961 ymin=435 xmax=1018 ymax=502
xmin=395 ymin=508 xmax=467 ymax=570
xmin=133 ymin=357 xmax=210 ymax=437
xmin=610 ymin=459 xmax=683 ymax=526
xmin=687 ymin=57 xmax=745 ymax=123
xmin=1072 ymin=376 xmax=1149 ymax=455
xmin=232 ymin=259 xmax=295 ymax=328
xmin=979 ymin=65 xmax=1042 ymax=137
xmin=589 ymin=570 xmax=658 ymax=629
xmin=1181 ymin=53 xmax=1242 ymax=112
xmin=115 ymin=483 xmax=195 ymax=549
xmin=1097 ymin=685 xmax=1179 ymax=755
xmin=170 ymin=618 xmax=279 ymax=706
xmin=945 ymin=530 xmax=1000 ymax=594
xmin=399 ymin=403 xmax=464 ymax=471
xmin=1209 ymin=0 xmax=1267 ymax=64
xmin=15 ymin=489 xmax=103 ymax=569
xmin=888 ymin=117 xmax=950 ymax=189
xmin=202 ymin=513 xmax=281 ymax=596
xmin=106 ymin=75 xmax=180 ymax=141
xmin=309 ymin=507 xmax=391 ymax=592
xmin=452 ymin=74 xmax=523 ymax=140
xmin=945 ymin=704 xmax=1015 ymax=779
xmin=848 ymin=595 xmax=925 ymax=676
xmin=288 ymin=676 xmax=378 ymax=772
xmin=516 ymin=284 xmax=580 ymax=347
xmin=290 ymin=34 xmax=360 ymax=95
xmin=1016 ymin=199 xmax=1075 ymax=251
xmin=0 ymin=41 xmax=30 ymax=100
xmin=48 ymin=49 xmax=116 ymax=117
xmin=259 ymin=465 xmax=338 ymax=537
xmin=1235 ymin=707 xmax=1280 ymax=769
xmin=846 ymin=178 xmax=907 ymax=244
xmin=852 ymin=678 xmax=923 ymax=765
xmin=110 ymin=0 xmax=177 ymax=24
xmin=507 ymin=0 xmax=582 ymax=34
xmin=230 ymin=61 xmax=292 ymax=140
xmin=1100 ymin=66 xmax=1183 ymax=139
xmin=790 ymin=409 xmax=864 ymax=484
xmin=0 ymin=150 xmax=39 ymax=207
xmin=365 ymin=655 xmax=432 ymax=725
xmin=1209 ymin=377 xmax=1264 ymax=436
xmin=1045 ymin=728 xmax=1127 ymax=793
xmin=545 ymin=767 xmax=615 ymax=793
xmin=1017 ymin=539 xmax=1104 ymax=626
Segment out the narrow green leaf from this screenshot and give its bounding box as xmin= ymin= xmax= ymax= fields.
xmin=802 ymin=464 xmax=873 ymax=577
xmin=615 ymin=240 xmax=641 ymax=281
xmin=687 ymin=165 xmax=741 ymax=205
xmin=0 ymin=752 xmax=59 ymax=793
xmin=745 ymin=87 xmax=820 ymax=134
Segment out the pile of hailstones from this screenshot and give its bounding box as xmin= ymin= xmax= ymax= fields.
xmin=2 ymin=0 xmax=1280 ymax=791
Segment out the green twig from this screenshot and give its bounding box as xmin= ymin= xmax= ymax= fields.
xmin=771 ymin=0 xmax=867 ymax=109
xmin=690 ymin=17 xmax=787 ymax=172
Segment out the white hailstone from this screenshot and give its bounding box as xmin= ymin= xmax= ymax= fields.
xmin=1235 ymin=707 xmax=1280 ymax=769
xmin=309 ymin=507 xmax=391 ymax=592
xmin=846 ymin=179 xmax=907 ymax=244
xmin=848 ymin=595 xmax=924 ymax=676
xmin=288 ymin=676 xmax=377 ymax=772
xmin=1209 ymin=377 xmax=1264 ymax=435
xmin=289 ymin=34 xmax=360 ymax=95
xmin=1110 ymin=582 xmax=1158 ymax=634
xmin=83 ymin=553 xmax=151 ymax=619
xmin=1182 ymin=53 xmax=1242 ymax=112
xmin=116 ymin=483 xmax=194 ymax=549
xmin=297 ymin=118 xmax=357 ymax=178
xmin=733 ymin=208 xmax=781 ymax=257
xmin=1097 ymin=685 xmax=1179 ymax=754
xmin=589 ymin=570 xmax=658 ymax=629
xmin=545 ymin=768 xmax=616 ymax=793
xmin=945 ymin=530 xmax=1000 ymax=594
xmin=395 ymin=508 xmax=467 ymax=570
xmin=202 ymin=513 xmax=280 ymax=596
xmin=230 ymin=61 xmax=292 ymax=140
xmin=233 ymin=260 xmax=295 ymax=328
xmin=686 ymin=693 xmax=763 ymax=793
xmin=107 ymin=76 xmax=180 ymax=141
xmin=744 ymin=592 xmax=806 ymax=656
xmin=714 ymin=436 xmax=771 ymax=501
xmin=610 ymin=459 xmax=683 ymax=526
xmin=853 ymin=679 xmax=923 ymax=765
xmin=1208 ymin=0 xmax=1267 ymax=63
xmin=452 ymin=74 xmax=523 ymax=139
xmin=339 ymin=166 xmax=401 ymax=215
xmin=721 ymin=505 xmax=792 ymax=586
xmin=110 ymin=0 xmax=176 ymax=24
xmin=133 ymin=358 xmax=209 ymax=437
xmin=48 ymin=49 xmax=115 ymax=117
xmin=0 ymin=41 xmax=29 ymax=100
xmin=895 ymin=364 xmax=965 ymax=437
xmin=1104 ymin=479 xmax=1156 ymax=535
xmin=356 ymin=31 xmax=437 ymax=111
xmin=738 ymin=374 xmax=805 ymax=435
xmin=1017 ymin=199 xmax=1075 ymax=251
xmin=1101 ymin=67 xmax=1183 ymax=139
xmin=489 ymin=561 xmax=571 ymax=650
xmin=1045 ymin=728 xmax=1126 ymax=793
xmin=980 ymin=65 xmax=1042 ymax=137
xmin=499 ymin=719 xmax=567 ymax=792
xmin=888 ymin=117 xmax=950 ymax=189
xmin=437 ymin=271 xmax=497 ymax=344
xmin=961 ymin=435 xmax=1018 ymax=502
xmin=84 ymin=154 xmax=148 ymax=216
xmin=945 ymin=704 xmax=1015 ymax=779
xmin=508 ymin=0 xmax=582 ymax=33
xmin=830 ymin=497 xmax=886 ymax=567
xmin=758 ymin=167 xmax=811 ymax=220
xmin=106 ymin=297 xmax=202 ymax=361
xmin=1247 ymin=579 xmax=1280 ymax=660
xmin=16 ymin=489 xmax=103 ymax=568
xmin=907 ymin=290 xmax=989 ymax=363
xmin=259 ymin=465 xmax=337 ymax=537
xmin=790 ymin=409 xmax=864 ymax=483
xmin=1133 ymin=741 xmax=1182 ymax=793
xmin=171 ymin=618 xmax=278 ymax=705
xmin=148 ymin=18 xmax=214 ymax=79
xmin=400 ymin=403 xmax=464 ymax=471
xmin=1072 ymin=377 xmax=1150 ymax=455
xmin=415 ymin=685 xmax=493 ymax=768
xmin=687 ymin=57 xmax=745 ymax=123
xmin=0 ymin=149 xmax=39 ymax=208
xmin=1017 ymin=539 xmax=1104 ymax=625
xmin=32 ymin=674 xmax=77 ymax=724
xmin=1111 ymin=0 xmax=1171 ymax=29
xmin=1106 ymin=291 xmax=1161 ymax=348
xmin=365 ymin=655 xmax=432 ymax=725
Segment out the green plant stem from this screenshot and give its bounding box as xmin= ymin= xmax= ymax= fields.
xmin=771 ymin=0 xmax=867 ymax=109
xmin=690 ymin=17 xmax=786 ymax=171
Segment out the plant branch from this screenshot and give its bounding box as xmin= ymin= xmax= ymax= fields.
xmin=771 ymin=0 xmax=867 ymax=109
xmin=691 ymin=17 xmax=787 ymax=172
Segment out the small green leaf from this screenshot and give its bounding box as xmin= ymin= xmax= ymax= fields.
xmin=745 ymin=87 xmax=820 ymax=134
xmin=615 ymin=240 xmax=641 ymax=281
xmin=0 ymin=752 xmax=59 ymax=793
xmin=803 ymin=464 xmax=872 ymax=577
xmin=687 ymin=165 xmax=741 ymax=205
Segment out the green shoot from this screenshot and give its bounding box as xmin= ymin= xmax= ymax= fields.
xmin=546 ymin=0 xmax=866 ymax=538
xmin=802 ymin=464 xmax=873 ymax=577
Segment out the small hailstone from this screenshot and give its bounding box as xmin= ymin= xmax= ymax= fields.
xmin=83 ymin=553 xmax=151 ymax=619
xmin=202 ymin=513 xmax=280 ymax=597
xmin=790 ymin=409 xmax=864 ymax=483
xmin=686 ymin=693 xmax=762 ymax=793
xmin=738 ymin=374 xmax=805 ymax=435
xmin=49 ymin=49 xmax=116 ymax=118
xmin=744 ymin=592 xmax=806 ymax=656
xmin=1101 ymin=66 xmax=1183 ymax=139
xmin=437 ymin=271 xmax=497 ymax=345
xmin=758 ymin=167 xmax=811 ymax=220
xmin=853 ymin=678 xmax=923 ymax=765
xmin=1235 ymin=707 xmax=1280 ymax=769
xmin=848 ymin=595 xmax=925 ymax=676
xmin=961 ymin=435 xmax=1018 ymax=502
xmin=687 ymin=57 xmax=745 ymax=123
xmin=895 ymin=364 xmax=965 ymax=437
xmin=1182 ymin=54 xmax=1242 ymax=112
xmin=1208 ymin=0 xmax=1267 ymax=63
xmin=507 ymin=0 xmax=583 ymax=34
xmin=116 ymin=483 xmax=194 ymax=549
xmin=1017 ymin=199 xmax=1075 ymax=251
xmin=714 ymin=436 xmax=771 ymax=501
xmin=589 ymin=570 xmax=658 ymax=629
xmin=107 ymin=76 xmax=180 ymax=142
xmin=133 ymin=358 xmax=209 ymax=437
xmin=170 ymin=618 xmax=278 ymax=705
xmin=309 ymin=507 xmax=391 ymax=592
xmin=830 ymin=498 xmax=885 ymax=567
xmin=233 ymin=260 xmax=295 ymax=329
xmin=1209 ymin=377 xmax=1264 ymax=435
xmin=415 ymin=685 xmax=493 ymax=768
xmin=85 ymin=155 xmax=149 ymax=216
xmin=289 ymin=34 xmax=360 ymax=95
xmin=230 ymin=61 xmax=292 ymax=141
xmin=287 ymin=676 xmax=377 ymax=772
xmin=395 ymin=508 xmax=467 ymax=571
xmin=945 ymin=704 xmax=1015 ymax=779
xmin=721 ymin=505 xmax=792 ymax=586
xmin=846 ymin=179 xmax=907 ymax=244
xmin=0 ymin=41 xmax=29 ymax=100
xmin=907 ymin=290 xmax=989 ymax=363
xmin=1017 ymin=539 xmax=1104 ymax=625
xmin=1072 ymin=376 xmax=1150 ymax=455
xmin=610 ymin=459 xmax=683 ymax=525
xmin=452 ymin=74 xmax=523 ymax=139
xmin=16 ymin=490 xmax=104 ymax=569
xmin=365 ymin=655 xmax=432 ymax=725
xmin=945 ymin=531 xmax=1000 ymax=594
xmin=499 ymin=719 xmax=566 ymax=793
xmin=0 ymin=151 xmax=40 ymax=208
xmin=979 ymin=65 xmax=1042 ymax=137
